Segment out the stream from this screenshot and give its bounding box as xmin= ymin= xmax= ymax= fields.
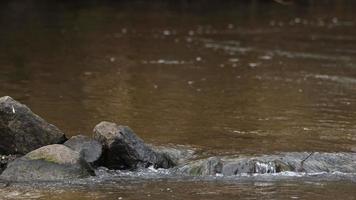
xmin=0 ymin=0 xmax=356 ymax=199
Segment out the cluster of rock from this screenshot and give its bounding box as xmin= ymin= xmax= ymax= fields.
xmin=0 ymin=96 xmax=183 ymax=181
xmin=0 ymin=96 xmax=355 ymax=181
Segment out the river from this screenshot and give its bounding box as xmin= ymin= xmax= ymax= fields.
xmin=0 ymin=0 xmax=356 ymax=199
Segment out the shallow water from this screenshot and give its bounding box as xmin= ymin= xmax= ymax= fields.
xmin=1 ymin=169 xmax=356 ymax=200
xmin=1 ymin=0 xmax=356 ymax=199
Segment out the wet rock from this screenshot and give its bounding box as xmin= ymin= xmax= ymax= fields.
xmin=0 ymin=181 xmax=10 ymax=188
xmin=152 ymin=145 xmax=196 ymax=166
xmin=64 ymin=135 xmax=102 ymax=165
xmin=0 ymin=96 xmax=67 ymax=155
xmin=239 ymin=152 xmax=356 ymax=173
xmin=279 ymin=152 xmax=356 ymax=173
xmin=0 ymin=144 xmax=94 ymax=181
xmin=221 ymin=158 xmax=255 ymax=175
xmin=177 ymin=157 xmax=223 ymax=176
xmin=93 ymin=121 xmax=174 ymax=170
xmin=0 ymin=154 xmax=19 ymax=174
xmin=176 ymin=152 xmax=356 ymax=176
xmin=175 ymin=154 xmax=291 ymax=176
xmin=274 ymin=159 xmax=293 ymax=172
xmin=221 ymin=157 xmax=293 ymax=175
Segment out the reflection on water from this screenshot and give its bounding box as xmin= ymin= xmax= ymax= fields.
xmin=1 ymin=0 xmax=356 ymax=199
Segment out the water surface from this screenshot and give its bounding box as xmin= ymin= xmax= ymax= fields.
xmin=0 ymin=0 xmax=356 ymax=199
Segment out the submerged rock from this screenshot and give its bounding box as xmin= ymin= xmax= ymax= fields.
xmin=93 ymin=121 xmax=174 ymax=170
xmin=176 ymin=152 xmax=356 ymax=176
xmin=152 ymin=145 xmax=196 ymax=166
xmin=0 ymin=96 xmax=67 ymax=155
xmin=275 ymin=152 xmax=356 ymax=173
xmin=220 ymin=157 xmax=293 ymax=175
xmin=0 ymin=144 xmax=94 ymax=181
xmin=64 ymin=135 xmax=102 ymax=165
xmin=178 ymin=157 xmax=223 ymax=176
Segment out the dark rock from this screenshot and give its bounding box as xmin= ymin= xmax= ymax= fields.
xmin=0 ymin=96 xmax=67 ymax=155
xmin=0 ymin=144 xmax=94 ymax=181
xmin=0 ymin=154 xmax=19 ymax=174
xmin=93 ymin=121 xmax=174 ymax=170
xmin=64 ymin=135 xmax=102 ymax=165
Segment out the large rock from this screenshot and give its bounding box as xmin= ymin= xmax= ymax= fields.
xmin=93 ymin=121 xmax=174 ymax=170
xmin=0 ymin=96 xmax=67 ymax=155
xmin=0 ymin=144 xmax=94 ymax=181
xmin=176 ymin=152 xmax=356 ymax=176
xmin=64 ymin=135 xmax=102 ymax=165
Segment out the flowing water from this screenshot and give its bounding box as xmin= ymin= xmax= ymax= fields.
xmin=0 ymin=0 xmax=356 ymax=199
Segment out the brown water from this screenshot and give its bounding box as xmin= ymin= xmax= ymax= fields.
xmin=1 ymin=0 xmax=356 ymax=199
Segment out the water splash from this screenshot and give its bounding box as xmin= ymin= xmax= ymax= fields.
xmin=254 ymin=161 xmax=277 ymax=174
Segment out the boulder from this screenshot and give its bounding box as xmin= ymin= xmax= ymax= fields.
xmin=93 ymin=121 xmax=174 ymax=170
xmin=64 ymin=135 xmax=102 ymax=165
xmin=0 ymin=96 xmax=67 ymax=155
xmin=0 ymin=144 xmax=94 ymax=181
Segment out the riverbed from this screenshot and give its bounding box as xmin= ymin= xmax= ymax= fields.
xmin=0 ymin=0 xmax=356 ymax=199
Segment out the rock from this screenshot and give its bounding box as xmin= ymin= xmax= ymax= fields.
xmin=0 ymin=96 xmax=67 ymax=155
xmin=177 ymin=157 xmax=223 ymax=176
xmin=221 ymin=157 xmax=293 ymax=175
xmin=152 ymin=145 xmax=196 ymax=166
xmin=93 ymin=121 xmax=174 ymax=170
xmin=0 ymin=180 xmax=10 ymax=188
xmin=176 ymin=152 xmax=356 ymax=176
xmin=64 ymin=135 xmax=102 ymax=165
xmin=280 ymin=152 xmax=356 ymax=173
xmin=220 ymin=158 xmax=256 ymax=175
xmin=0 ymin=144 xmax=94 ymax=181
xmin=0 ymin=154 xmax=19 ymax=174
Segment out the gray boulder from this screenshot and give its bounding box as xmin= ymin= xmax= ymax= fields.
xmin=176 ymin=152 xmax=356 ymax=176
xmin=64 ymin=135 xmax=102 ymax=165
xmin=93 ymin=121 xmax=174 ymax=170
xmin=0 ymin=144 xmax=94 ymax=181
xmin=0 ymin=96 xmax=67 ymax=155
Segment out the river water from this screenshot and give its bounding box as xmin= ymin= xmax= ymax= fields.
xmin=0 ymin=0 xmax=356 ymax=199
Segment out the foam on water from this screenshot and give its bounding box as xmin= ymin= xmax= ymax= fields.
xmin=254 ymin=161 xmax=277 ymax=174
